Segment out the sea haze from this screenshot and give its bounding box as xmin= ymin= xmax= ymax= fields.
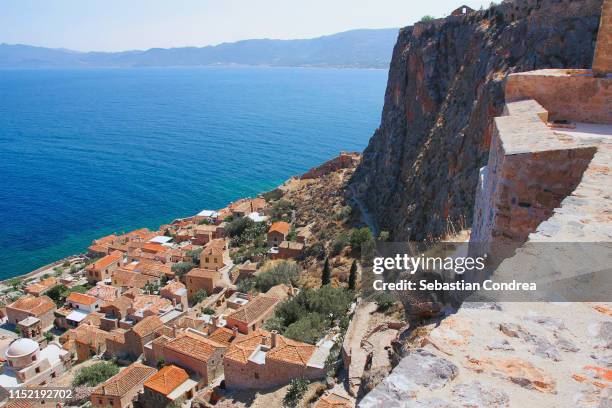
xmin=0 ymin=66 xmax=386 ymax=278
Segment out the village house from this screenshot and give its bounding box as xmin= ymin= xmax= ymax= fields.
xmin=225 ymin=294 xmax=280 ymax=335
xmin=161 ymin=330 xmax=227 ymax=386
xmin=200 ymin=239 xmax=231 ymax=271
xmin=230 ymin=197 xmax=266 ymax=218
xmin=106 ymin=315 xmax=164 ymax=361
xmin=60 ymin=323 xmax=112 ymax=362
xmin=17 ymin=317 xmax=43 ymax=341
xmin=123 ymin=258 xmax=171 ymax=279
xmin=86 ymin=250 xmax=124 ymax=283
xmin=451 ymin=4 xmax=473 ymax=16
xmin=235 ymin=261 xmax=258 ymax=282
xmin=273 ymin=240 xmax=305 ymax=260
xmin=223 ymin=329 xmax=327 ymax=390
xmin=186 ymin=268 xmax=222 ymax=300
xmin=111 ymin=268 xmax=158 ymax=290
xmin=0 ymin=338 xmax=71 ymax=389
xmin=90 ymin=362 xmax=157 ymax=408
xmin=6 ymin=295 xmax=56 ymax=330
xmin=193 ymin=223 xmax=225 ymax=246
xmin=267 ymin=221 xmax=291 ymax=247
xmin=66 ymin=292 xmax=101 ymax=313
xmin=88 ymin=234 xmax=117 ymax=256
xmin=126 ymin=294 xmax=173 ymax=322
xmin=99 ymin=295 xmax=132 ymax=331
xmin=24 ymin=277 xmax=57 ymax=297
xmin=160 ymin=279 xmax=188 ymax=310
xmin=194 ymin=209 xmax=220 ymax=224
xmin=141 ymin=364 xmax=198 ymax=408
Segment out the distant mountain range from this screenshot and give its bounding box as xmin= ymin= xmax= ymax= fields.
xmin=0 ymin=29 xmax=398 ymax=69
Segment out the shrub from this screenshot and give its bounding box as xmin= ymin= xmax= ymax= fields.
xmin=304 ymin=242 xmax=325 ymax=260
xmin=236 ymin=278 xmax=255 ymax=293
xmin=226 ymin=217 xmax=268 ymax=248
xmin=201 ymin=307 xmax=215 ymax=315
xmin=191 ymin=289 xmax=208 ymax=304
xmin=270 ymin=200 xmax=294 ymax=222
xmin=283 ymin=378 xmax=309 ymax=408
xmin=378 ymin=230 xmax=390 ymax=242
xmin=171 ymin=262 xmax=195 ymax=277
xmin=272 ymin=286 xmax=353 ymax=344
xmin=332 ymin=206 xmax=352 ymax=221
xmin=373 ymin=291 xmax=396 ymax=312
xmin=420 ymin=15 xmax=436 ymax=22
xmin=348 ymin=260 xmax=358 ymax=290
xmin=186 ymin=247 xmax=203 ymax=264
xmin=43 ymin=331 xmax=54 ymax=342
xmin=262 ymin=189 xmax=283 ymax=202
xmin=331 ymin=232 xmax=349 ymax=256
xmin=72 ymin=362 xmax=119 ymax=387
xmin=254 ymin=261 xmax=300 ymax=292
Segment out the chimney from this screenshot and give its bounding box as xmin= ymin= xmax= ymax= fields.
xmin=232 ymin=327 xmax=238 ymax=339
xmin=271 ymin=330 xmax=278 ymax=348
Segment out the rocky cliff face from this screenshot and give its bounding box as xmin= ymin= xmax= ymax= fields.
xmin=350 ymin=0 xmax=602 ymax=241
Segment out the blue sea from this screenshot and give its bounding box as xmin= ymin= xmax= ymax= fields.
xmin=0 ymin=67 xmax=387 ymax=279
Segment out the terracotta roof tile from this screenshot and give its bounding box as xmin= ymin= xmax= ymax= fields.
xmin=227 ymin=295 xmax=279 ymax=325
xmin=208 ymin=327 xmax=238 ymax=346
xmin=8 ymin=295 xmax=56 ymax=316
xmin=144 ymin=365 xmax=189 ymax=396
xmin=24 ymin=277 xmax=57 ymax=295
xmin=67 ymin=292 xmax=98 ymax=306
xmin=164 ymin=334 xmax=225 ymax=363
xmin=132 ymin=315 xmax=163 ymax=338
xmin=88 ymin=250 xmax=123 ymax=271
xmin=92 ymin=362 xmax=157 ymax=397
xmin=314 ymin=393 xmax=353 ymax=408
xmin=269 ymin=221 xmax=290 ymax=236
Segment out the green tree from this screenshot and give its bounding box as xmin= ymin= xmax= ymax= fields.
xmin=72 ymin=362 xmax=119 ymax=387
xmin=420 ymin=15 xmax=436 ymax=22
xmin=321 ymin=258 xmax=331 ymax=286
xmin=254 ymin=261 xmax=300 ymax=292
xmin=191 ymin=289 xmax=208 ymax=304
xmin=374 ymin=291 xmax=396 ymax=312
xmin=43 ymin=331 xmax=54 ymax=342
xmin=283 ymin=378 xmax=309 ymax=408
xmin=171 ymin=262 xmax=195 ymax=278
xmin=350 ymin=227 xmax=373 ymax=253
xmin=348 ymin=260 xmax=358 ymax=290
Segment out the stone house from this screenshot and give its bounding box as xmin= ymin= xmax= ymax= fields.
xmin=124 ymin=315 xmax=164 ymax=360
xmin=193 ymin=224 xmax=225 ymax=246
xmin=225 ymin=294 xmax=280 ymax=334
xmin=223 ymin=330 xmax=326 ymax=390
xmin=451 ymin=5 xmax=473 ymax=16
xmin=126 ymin=294 xmax=172 ymax=322
xmin=6 ymin=295 xmax=56 ymax=330
xmin=141 ymin=364 xmax=198 ymax=408
xmin=160 ymin=279 xmax=188 ymax=310
xmin=273 ymin=240 xmax=304 ymax=260
xmin=161 ymin=331 xmax=227 ymax=386
xmin=267 ymin=221 xmax=290 ymax=247
xmin=111 ymin=268 xmax=157 ymax=290
xmin=199 ymin=239 xmax=231 ymax=271
xmin=86 ymin=250 xmax=124 ymax=283
xmin=90 ymin=362 xmax=157 ymax=408
xmin=61 ymin=323 xmax=112 ymax=362
xmin=66 ymin=292 xmax=102 ymax=313
xmin=186 ymin=268 xmax=222 ymax=300
xmin=24 ymin=277 xmax=57 ymax=297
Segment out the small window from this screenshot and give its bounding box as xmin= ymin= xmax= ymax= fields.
xmin=51 ymin=372 xmax=56 ymax=378
xmin=35 ymin=367 xmax=40 ymax=374
xmin=32 ymin=355 xmax=37 ymax=361
xmin=254 ymin=372 xmax=259 ymax=379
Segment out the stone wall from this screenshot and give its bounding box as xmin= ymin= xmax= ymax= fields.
xmin=224 ymin=358 xmax=325 ymax=390
xmin=593 ymin=0 xmax=612 ymax=75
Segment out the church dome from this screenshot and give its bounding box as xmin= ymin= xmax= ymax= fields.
xmin=5 ymin=338 xmax=38 ymax=358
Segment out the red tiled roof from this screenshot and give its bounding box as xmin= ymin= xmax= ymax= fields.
xmin=164 ymin=333 xmax=225 ymax=363
xmin=89 ymin=250 xmax=123 ymax=271
xmin=132 ymin=315 xmax=163 ymax=338
xmin=144 ymin=365 xmax=189 ymax=396
xmin=8 ymin=295 xmax=55 ymax=316
xmin=227 ymin=295 xmax=279 ymax=325
xmin=24 ymin=277 xmax=57 ymax=295
xmin=67 ymin=292 xmax=98 ymax=306
xmin=269 ymin=221 xmax=290 ymax=236
xmin=224 ymin=329 xmax=315 ymax=366
xmin=314 ymin=393 xmax=353 ymax=408
xmin=92 ymin=362 xmax=157 ymax=397
xmin=208 ymin=327 xmax=238 ymax=346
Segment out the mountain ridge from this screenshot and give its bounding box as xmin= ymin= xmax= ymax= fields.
xmin=0 ymin=28 xmax=398 ymax=69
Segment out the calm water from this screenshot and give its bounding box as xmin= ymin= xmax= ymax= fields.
xmin=0 ymin=67 xmax=386 ymax=278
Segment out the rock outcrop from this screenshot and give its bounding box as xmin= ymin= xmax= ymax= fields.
xmin=349 ymin=0 xmax=603 ymax=241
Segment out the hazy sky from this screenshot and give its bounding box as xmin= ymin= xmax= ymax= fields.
xmin=1 ymin=1 xmax=491 ymax=52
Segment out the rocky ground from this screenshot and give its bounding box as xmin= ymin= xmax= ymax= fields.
xmin=360 ymin=301 xmax=612 ymax=407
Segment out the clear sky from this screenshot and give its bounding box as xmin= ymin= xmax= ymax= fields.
xmin=0 ymin=0 xmax=492 ymax=52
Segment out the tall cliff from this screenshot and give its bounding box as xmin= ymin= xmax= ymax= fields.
xmin=349 ymin=0 xmax=602 ymax=241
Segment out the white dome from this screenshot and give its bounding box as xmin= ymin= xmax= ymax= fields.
xmin=5 ymin=338 xmax=38 ymax=358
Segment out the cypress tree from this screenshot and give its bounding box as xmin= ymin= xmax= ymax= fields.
xmin=348 ymin=260 xmax=357 ymax=290
xmin=321 ymin=257 xmax=331 ymax=286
